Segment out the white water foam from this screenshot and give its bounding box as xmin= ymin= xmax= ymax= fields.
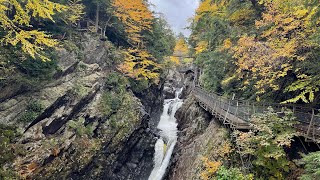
xmin=148 ymin=88 xmax=183 ymax=180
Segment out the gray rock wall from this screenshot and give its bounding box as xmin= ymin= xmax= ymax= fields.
xmin=166 ymin=97 xmax=229 ymax=180
xmin=0 ymin=34 xmax=159 ymax=179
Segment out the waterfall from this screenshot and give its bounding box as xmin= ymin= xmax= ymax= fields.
xmin=148 ymin=88 xmax=184 ymax=180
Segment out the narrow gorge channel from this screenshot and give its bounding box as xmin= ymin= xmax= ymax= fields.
xmin=149 ymin=88 xmax=183 ymax=180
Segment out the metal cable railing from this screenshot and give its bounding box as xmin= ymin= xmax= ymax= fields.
xmin=192 ymin=86 xmax=320 ymax=142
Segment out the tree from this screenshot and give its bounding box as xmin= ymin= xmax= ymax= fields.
xmin=299 ymin=151 xmax=320 ymax=180
xmin=111 ymin=0 xmax=165 ymax=81
xmin=232 ymin=0 xmax=320 ymax=101
xmin=118 ymin=48 xmax=161 ymax=81
xmin=190 ymin=0 xmax=320 ymax=104
xmin=112 ymin=0 xmax=153 ymax=45
xmin=173 ymin=34 xmax=189 ymax=57
xmin=143 ymin=16 xmax=175 ymax=63
xmin=0 ymin=0 xmax=84 ymax=61
xmin=234 ymin=109 xmax=297 ymax=179
xmin=168 ymin=34 xmax=190 ymax=65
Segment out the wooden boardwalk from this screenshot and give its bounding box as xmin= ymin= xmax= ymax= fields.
xmin=169 ymin=57 xmax=320 ymax=142
xmin=192 ymin=86 xmax=320 ymax=143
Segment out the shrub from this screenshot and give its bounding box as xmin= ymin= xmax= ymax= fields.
xmin=72 ymin=83 xmax=90 ymax=97
xmin=299 ymin=151 xmax=320 ymax=180
xmin=200 ymin=157 xmax=222 ymax=180
xmin=129 ymin=78 xmax=150 ymax=94
xmin=18 ymin=100 xmax=44 ymax=123
xmin=105 ymin=72 xmax=128 ymax=92
xmin=99 ymin=92 xmax=123 ymax=116
xmin=16 ymin=56 xmax=58 ymax=79
xmin=234 ymin=108 xmax=297 ymax=179
xmin=99 ymin=73 xmax=131 ymax=115
xmin=200 ymin=157 xmax=253 ymax=180
xmin=0 ymin=125 xmax=21 ymax=179
xmin=215 ymin=166 xmax=254 ymax=180
xmin=67 ymin=118 xmax=94 ymax=137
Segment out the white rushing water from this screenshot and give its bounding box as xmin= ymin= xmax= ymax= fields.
xmin=148 ymin=88 xmax=184 ymax=180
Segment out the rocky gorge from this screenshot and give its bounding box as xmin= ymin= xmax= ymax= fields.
xmin=0 ymin=30 xmax=218 ymax=179
xmin=2 ymin=0 xmax=320 ymax=179
xmin=0 ymin=34 xmax=165 ymax=179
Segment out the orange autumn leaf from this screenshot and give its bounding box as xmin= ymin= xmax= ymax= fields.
xmin=112 ymin=0 xmax=153 ymax=44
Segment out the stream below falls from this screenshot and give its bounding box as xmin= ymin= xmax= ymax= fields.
xmin=148 ymin=88 xmax=184 ymax=180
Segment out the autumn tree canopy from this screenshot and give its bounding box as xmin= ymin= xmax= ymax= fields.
xmin=112 ymin=0 xmax=153 ymax=45
xmin=111 ymin=0 xmax=166 ymax=82
xmin=190 ymin=0 xmax=320 ymax=104
xmin=167 ymin=35 xmax=191 ymax=66
xmin=0 ymin=0 xmax=83 ymax=61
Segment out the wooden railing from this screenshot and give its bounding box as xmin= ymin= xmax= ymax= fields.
xmin=77 ymin=19 xmax=103 ymax=34
xmin=176 ymin=64 xmax=195 ymax=73
xmin=192 ymin=86 xmax=320 ymax=142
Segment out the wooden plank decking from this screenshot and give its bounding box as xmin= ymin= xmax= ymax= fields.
xmin=192 ymin=86 xmax=320 ymax=143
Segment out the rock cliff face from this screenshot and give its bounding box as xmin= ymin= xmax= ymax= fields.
xmin=166 ymin=96 xmax=229 ymax=180
xmin=162 ymin=68 xmax=194 ymax=100
xmin=0 ymin=34 xmax=161 ymax=179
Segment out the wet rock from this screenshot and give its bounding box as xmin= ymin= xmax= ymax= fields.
xmin=179 ymin=72 xmax=194 ymax=99
xmin=163 ymin=86 xmax=176 ymax=99
xmin=166 ymin=96 xmax=228 ymax=180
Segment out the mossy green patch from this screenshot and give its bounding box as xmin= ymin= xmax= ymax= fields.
xmin=67 ymin=118 xmax=94 ymax=137
xmin=18 ymin=100 xmax=44 ymax=123
xmin=0 ymin=124 xmax=22 ymax=179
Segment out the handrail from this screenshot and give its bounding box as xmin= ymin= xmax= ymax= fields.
xmin=188 ymin=65 xmax=320 ymax=142
xmin=193 ymin=86 xmax=320 ymax=127
xmin=194 ymin=86 xmax=317 ymax=111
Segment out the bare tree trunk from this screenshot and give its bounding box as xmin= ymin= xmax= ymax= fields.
xmin=103 ymin=16 xmax=113 ymax=38
xmin=95 ymin=4 xmax=100 ymax=33
xmin=250 ymin=0 xmax=257 ymax=7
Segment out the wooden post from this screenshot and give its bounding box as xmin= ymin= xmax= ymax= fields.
xmin=214 ymin=101 xmax=217 ymax=114
xmin=235 ymin=101 xmax=239 ymax=117
xmin=313 ymin=121 xmax=316 ymax=141
xmin=224 ymin=100 xmax=231 ymax=124
xmin=247 ymin=101 xmax=250 ymax=121
xmin=306 ymin=109 xmax=315 ymax=138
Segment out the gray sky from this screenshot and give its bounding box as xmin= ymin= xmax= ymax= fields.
xmin=149 ymin=0 xmax=200 ymax=37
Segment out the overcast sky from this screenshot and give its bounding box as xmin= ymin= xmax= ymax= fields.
xmin=149 ymin=0 xmax=200 ymax=37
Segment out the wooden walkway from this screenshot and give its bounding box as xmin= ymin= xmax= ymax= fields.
xmin=177 ymin=65 xmax=320 ymax=142
xmin=192 ymin=86 xmax=320 ymax=143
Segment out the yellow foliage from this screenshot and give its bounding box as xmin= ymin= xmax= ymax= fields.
xmin=0 ymin=0 xmax=81 ymax=61
xmin=217 ymin=141 xmax=234 ymax=157
xmin=169 ymin=56 xmax=180 ymax=65
xmin=232 ymin=35 xmax=296 ymax=94
xmin=118 ymin=48 xmax=161 ymax=81
xmin=194 ymin=0 xmax=228 ymax=23
xmin=63 ymin=0 xmax=85 ymax=24
xmin=112 ymin=0 xmax=153 ymax=44
xmin=200 ymin=157 xmax=222 ymax=180
xmin=230 ymin=0 xmax=319 ymax=96
xmin=167 ymin=36 xmax=190 ymax=66
xmin=4 ymin=30 xmax=58 ymax=61
xmin=229 ymin=7 xmax=256 ymax=25
xmin=173 ymin=37 xmax=189 ymax=57
xmin=220 ymin=38 xmax=232 ymax=51
xmin=195 ymin=41 xmax=208 ymax=54
xmin=25 ymin=0 xmax=66 ymax=21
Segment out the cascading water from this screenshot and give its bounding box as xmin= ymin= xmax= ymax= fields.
xmin=148 ymin=88 xmax=184 ymax=180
